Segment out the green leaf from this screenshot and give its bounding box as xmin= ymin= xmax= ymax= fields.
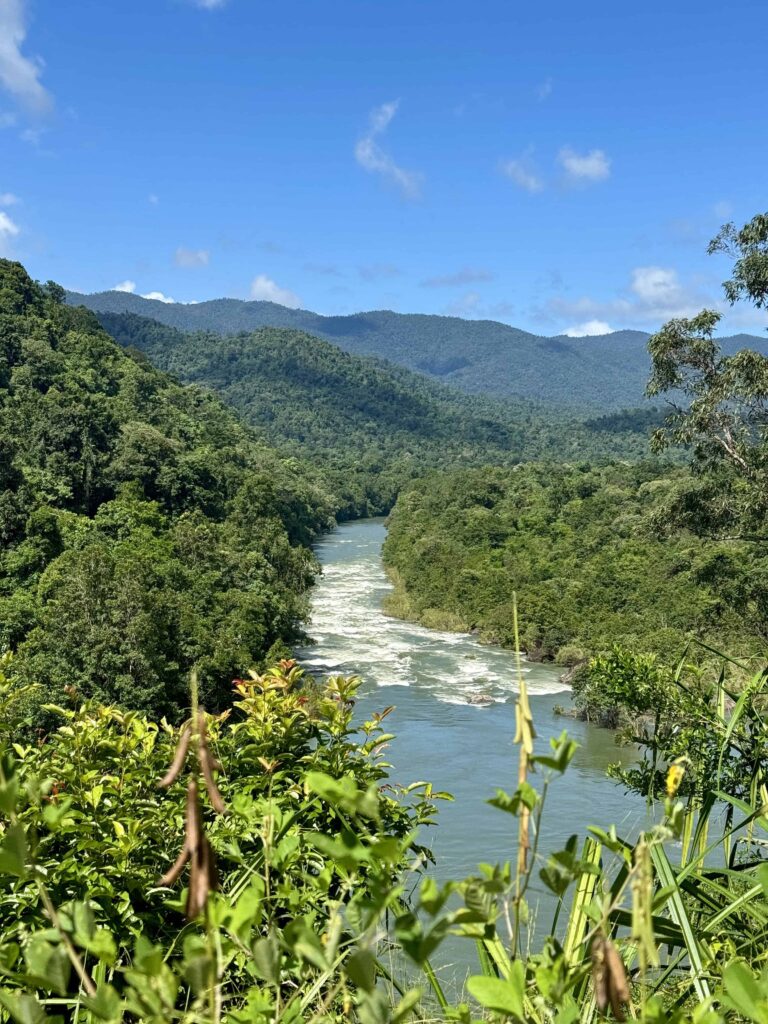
xmin=466 ymin=962 xmax=525 ymax=1019
xmin=0 ymin=755 xmax=20 ymax=816
xmin=650 ymin=843 xmax=711 ymax=1004
xmin=25 ymin=937 xmax=71 ymax=995
xmin=721 ymin=962 xmax=768 ymax=1023
xmin=488 ymin=783 xmax=538 ymax=816
xmin=251 ymin=933 xmax=281 ymax=985
xmin=0 ymin=991 xmax=50 ymax=1024
xmin=82 ymin=982 xmax=124 ymax=1022
xmin=346 ymin=949 xmax=377 ymax=993
xmin=284 ymin=921 xmax=329 ymax=971
xmin=391 ymin=987 xmax=422 ymax=1024
xmin=0 ymin=823 xmax=27 ymax=878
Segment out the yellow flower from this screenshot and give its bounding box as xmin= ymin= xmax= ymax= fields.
xmin=666 ymin=758 xmax=687 ymax=797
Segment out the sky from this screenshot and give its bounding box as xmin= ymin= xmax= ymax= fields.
xmin=1 ymin=0 xmax=766 ymax=337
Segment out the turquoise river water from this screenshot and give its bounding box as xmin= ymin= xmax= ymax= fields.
xmin=297 ymin=519 xmax=645 ymax=980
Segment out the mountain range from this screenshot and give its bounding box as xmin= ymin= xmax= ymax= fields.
xmin=66 ymin=289 xmax=768 ymax=409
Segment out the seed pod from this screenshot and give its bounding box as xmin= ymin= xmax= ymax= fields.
xmin=604 ymin=939 xmax=630 ymax=1018
xmin=158 ymin=723 xmax=192 ymax=788
xmin=197 ymin=712 xmax=226 ymax=814
xmin=157 ymin=840 xmax=190 ymax=887
xmin=591 ymin=935 xmax=629 ymax=1021
xmin=186 ymin=835 xmax=218 ymax=919
xmin=185 ymin=777 xmax=203 ymax=856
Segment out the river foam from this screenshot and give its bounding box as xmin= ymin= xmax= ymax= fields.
xmin=297 ymin=522 xmax=569 ymax=706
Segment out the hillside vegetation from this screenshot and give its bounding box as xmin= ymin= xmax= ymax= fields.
xmin=383 ymin=462 xmax=766 ymax=664
xmin=67 ymin=288 xmax=768 ymax=408
xmin=92 ymin=311 xmax=661 ymax=516
xmin=0 ymin=261 xmax=334 ymax=719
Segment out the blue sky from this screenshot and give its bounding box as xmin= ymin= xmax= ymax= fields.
xmin=1 ymin=0 xmax=766 ymax=336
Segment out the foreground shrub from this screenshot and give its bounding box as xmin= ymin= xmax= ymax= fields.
xmin=1 ymin=647 xmax=768 ymax=1023
xmin=0 ymin=657 xmax=439 ymax=1022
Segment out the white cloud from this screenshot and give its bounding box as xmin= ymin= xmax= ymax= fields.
xmin=148 ymin=193 xmax=159 ymax=206
xmin=0 ymin=0 xmax=52 ymax=111
xmin=0 ymin=209 xmax=20 ymax=254
xmin=537 ymin=265 xmax=708 ymax=332
xmin=500 ymin=150 xmax=544 ymax=193
xmin=250 ymin=274 xmax=301 ymax=308
xmin=564 ymin=319 xmax=613 ymax=337
xmin=175 ymin=246 xmax=210 ymax=268
xmin=0 ymin=192 xmax=19 ymax=206
xmin=112 ymin=280 xmax=178 ymax=303
xmin=558 ymin=146 xmax=610 ymax=183
xmin=191 ymin=0 xmax=228 ymax=7
xmin=422 ymin=267 xmax=493 ymax=288
xmin=630 ymin=266 xmax=681 ymax=305
xmin=536 ymin=77 xmax=553 ymax=101
xmin=354 ymin=100 xmax=423 ymax=200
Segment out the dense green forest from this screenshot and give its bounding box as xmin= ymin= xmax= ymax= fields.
xmin=92 ymin=310 xmax=661 ymax=516
xmin=68 ymin=287 xmax=768 ymax=408
xmin=3 ymin=212 xmax=768 ymax=1021
xmin=382 ymin=461 xmax=766 ymax=663
xmin=0 ymin=260 xmax=335 ymax=719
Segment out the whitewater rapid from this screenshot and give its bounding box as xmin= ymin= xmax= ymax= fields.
xmin=298 ymin=520 xmax=569 ymax=707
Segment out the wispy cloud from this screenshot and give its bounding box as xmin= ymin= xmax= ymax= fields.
xmin=500 ymin=149 xmax=544 ymax=193
xmin=358 ymin=263 xmax=401 ymax=282
xmin=421 ymin=267 xmax=493 ymax=288
xmin=175 ymin=246 xmax=210 ymax=268
xmin=0 ymin=0 xmax=52 ymax=111
xmin=354 ymin=100 xmax=423 ymax=200
xmin=19 ymin=125 xmax=45 ymax=146
xmin=0 ymin=210 xmax=20 ymax=255
xmin=0 ymin=191 xmax=19 ymax=206
xmin=304 ymin=262 xmax=343 ymax=277
xmin=250 ymin=274 xmax=301 ymax=308
xmin=148 ymin=193 xmax=159 ymax=206
xmin=190 ymin=0 xmax=228 ymax=8
xmin=536 ymin=77 xmax=553 ymax=101
xmin=558 ymin=146 xmax=611 ymax=183
xmin=444 ymin=292 xmax=515 ymax=321
xmin=257 ymin=240 xmax=285 ymax=254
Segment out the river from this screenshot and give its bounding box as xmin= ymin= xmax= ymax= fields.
xmin=297 ymin=519 xmax=643 ymax=941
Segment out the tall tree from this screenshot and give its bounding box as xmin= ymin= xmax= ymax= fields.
xmin=647 ymin=214 xmax=768 ymax=539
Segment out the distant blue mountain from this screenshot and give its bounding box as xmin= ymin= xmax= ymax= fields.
xmin=66 ymin=289 xmax=767 ymax=409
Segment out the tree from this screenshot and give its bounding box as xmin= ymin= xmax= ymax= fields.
xmin=646 ymin=213 xmax=768 ymax=540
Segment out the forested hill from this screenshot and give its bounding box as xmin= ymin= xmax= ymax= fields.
xmin=0 ymin=260 xmax=335 ymax=720
xmin=66 ymin=287 xmax=768 ymax=408
xmin=93 ymin=311 xmax=662 ymax=514
xmin=96 ymin=311 xmax=532 ymax=452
